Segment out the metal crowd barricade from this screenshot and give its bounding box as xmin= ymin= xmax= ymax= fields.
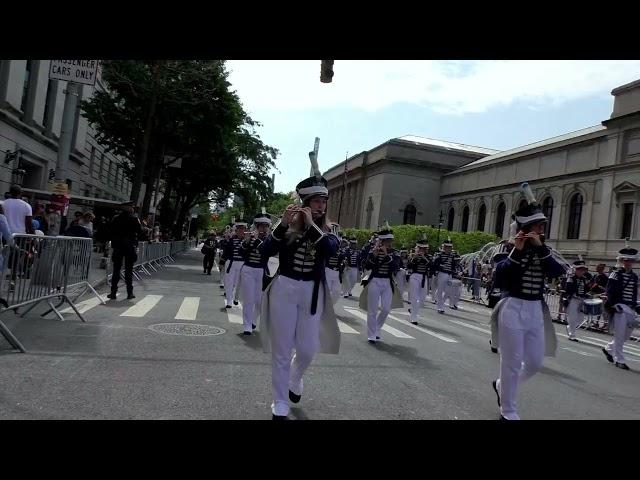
xmin=0 ymin=234 xmax=105 ymax=353
xmin=106 ymin=239 xmax=193 ymax=285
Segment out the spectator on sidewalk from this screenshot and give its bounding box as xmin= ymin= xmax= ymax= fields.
xmin=3 ymin=185 xmax=35 ymax=235
xmin=45 ymin=205 xmax=61 ymax=236
xmin=32 ymin=202 xmax=49 ymax=235
xmin=0 ymin=210 xmax=14 ymax=271
xmin=81 ymin=211 xmax=95 ymax=235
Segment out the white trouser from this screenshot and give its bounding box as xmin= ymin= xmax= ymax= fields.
xmin=436 ymin=272 xmax=451 ymax=310
xmin=325 ymin=268 xmax=341 ymax=304
xmin=224 ymin=260 xmax=244 ymax=306
xmin=240 ymin=265 xmax=263 ymax=332
xmin=605 ymin=305 xmax=637 ymax=364
xmin=367 ymin=277 xmax=392 ymax=340
xmin=343 ymin=266 xmax=358 ymax=295
xmin=566 ymin=297 xmax=584 ymax=339
xmin=269 ymin=275 xmax=324 ymax=417
xmin=396 ymin=269 xmax=406 ymax=300
xmin=409 ymin=273 xmax=428 ymax=323
xmin=497 ymin=297 xmax=545 ymax=420
xmin=448 ymin=280 xmax=461 ymax=308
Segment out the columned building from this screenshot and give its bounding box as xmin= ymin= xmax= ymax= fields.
xmin=323 ymin=78 xmax=640 ymax=265
xmin=0 ymin=60 xmax=134 ymax=213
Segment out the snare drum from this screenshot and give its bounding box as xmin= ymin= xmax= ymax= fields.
xmin=581 ymin=298 xmax=603 ymax=316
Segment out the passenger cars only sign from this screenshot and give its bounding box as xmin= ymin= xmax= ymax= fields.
xmin=49 ymin=60 xmax=99 ymax=86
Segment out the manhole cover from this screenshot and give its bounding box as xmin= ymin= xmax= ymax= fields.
xmin=148 ymin=323 xmax=225 ymax=336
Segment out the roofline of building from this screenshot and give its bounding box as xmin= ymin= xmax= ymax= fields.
xmin=443 ymin=125 xmax=609 ymax=176
xmin=323 ymin=135 xmax=494 ymax=180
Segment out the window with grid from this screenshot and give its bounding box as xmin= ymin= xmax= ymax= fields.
xmin=567 ymin=193 xmax=583 ymax=239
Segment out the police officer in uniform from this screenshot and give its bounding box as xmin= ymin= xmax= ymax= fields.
xmin=201 ymin=231 xmax=218 ymax=275
xmin=602 ymin=242 xmax=640 ymax=370
xmin=107 ymin=201 xmax=143 ymax=300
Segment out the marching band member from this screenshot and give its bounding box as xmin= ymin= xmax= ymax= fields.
xmin=564 ymin=258 xmax=590 ymax=342
xmin=259 ymin=157 xmax=340 ymax=420
xmin=222 ymin=217 xmax=247 ymax=308
xmin=396 ymin=247 xmax=408 ymax=301
xmin=602 ymin=242 xmax=640 ymax=370
xmin=217 ymin=226 xmax=231 ymax=290
xmin=408 ymin=235 xmax=431 ymax=325
xmin=239 ymin=210 xmax=272 ymax=335
xmin=491 ymin=182 xmax=565 ymax=420
xmin=324 ymin=225 xmax=345 ymax=304
xmin=359 ymin=223 xmax=402 ymax=343
xmin=432 ymin=237 xmax=459 ymax=314
xmin=342 ymin=237 xmax=360 ymax=297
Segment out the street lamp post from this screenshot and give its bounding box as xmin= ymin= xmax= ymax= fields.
xmin=436 ymin=210 xmax=444 ymax=246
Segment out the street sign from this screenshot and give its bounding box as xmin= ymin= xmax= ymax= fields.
xmin=49 ymin=60 xmax=99 ymax=86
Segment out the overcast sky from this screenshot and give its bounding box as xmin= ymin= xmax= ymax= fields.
xmin=227 ymin=60 xmax=640 ymax=192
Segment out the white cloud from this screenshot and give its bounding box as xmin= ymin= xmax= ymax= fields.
xmin=226 ymin=60 xmax=640 ymax=115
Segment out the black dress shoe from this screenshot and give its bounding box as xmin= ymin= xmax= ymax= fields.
xmin=233 ymin=300 xmax=239 ymax=306
xmin=492 ymin=380 xmax=501 ymax=407
xmin=225 ymin=305 xmax=232 ymax=309
xmin=376 ymin=336 xmax=380 ymax=340
xmin=602 ymin=347 xmax=614 ymax=363
xmin=615 ymin=362 xmax=630 ymax=370
xmin=411 ymin=321 xmax=418 ymax=325
xmin=219 ymin=285 xmax=224 ymax=289
xmin=127 ymin=293 xmax=135 ymax=300
xmin=243 ymin=331 xmax=251 ymax=336
xmin=368 ymin=340 xmax=376 ymax=344
xmin=408 ymin=308 xmax=411 ymax=313
xmin=569 ymin=337 xmax=579 ymax=342
xmin=499 ymin=415 xmax=508 ymax=421
xmin=107 ymin=292 xmax=117 ymax=300
xmin=252 ymin=324 xmax=257 ymax=330
xmin=207 ymin=272 xmax=211 ymax=275
xmin=491 ymin=347 xmax=498 ymax=353
xmin=272 ymin=414 xmax=287 ymax=421
xmin=289 ymin=390 xmax=301 ymax=403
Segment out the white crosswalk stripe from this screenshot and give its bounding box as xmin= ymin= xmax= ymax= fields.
xmin=343 ymin=307 xmax=414 ymax=339
xmin=175 ymin=297 xmax=200 ymax=320
xmin=386 ymin=314 xmax=457 ymax=343
xmin=120 ymin=295 xmax=163 ymax=317
xmin=61 ymin=295 xmax=106 ymax=314
xmin=447 ymin=318 xmax=490 ymax=335
xmin=337 ymin=320 xmax=359 ymax=334
xmin=557 ymin=332 xmax=640 ymax=358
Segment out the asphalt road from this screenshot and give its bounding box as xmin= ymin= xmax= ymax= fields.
xmin=1 ymin=248 xmax=639 ymax=420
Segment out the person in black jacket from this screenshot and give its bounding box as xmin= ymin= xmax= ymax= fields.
xmin=107 ymin=201 xmax=142 ymax=300
xmin=201 ymin=232 xmax=218 ymax=275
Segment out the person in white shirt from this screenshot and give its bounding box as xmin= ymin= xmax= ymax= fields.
xmin=2 ymin=185 xmax=34 ymax=235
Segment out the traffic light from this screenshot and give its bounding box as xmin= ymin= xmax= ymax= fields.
xmin=320 ymin=60 xmax=334 ymax=83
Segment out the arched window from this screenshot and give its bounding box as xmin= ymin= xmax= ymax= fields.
xmin=461 ymin=205 xmax=470 ymax=232
xmin=542 ymin=196 xmax=553 ymax=239
xmin=494 ymin=201 xmax=506 ymax=236
xmin=403 ymin=204 xmax=416 ymax=225
xmin=447 ymin=207 xmax=455 ymax=231
xmin=567 ymin=193 xmax=583 ymax=239
xmin=477 ymin=203 xmax=486 ymax=232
